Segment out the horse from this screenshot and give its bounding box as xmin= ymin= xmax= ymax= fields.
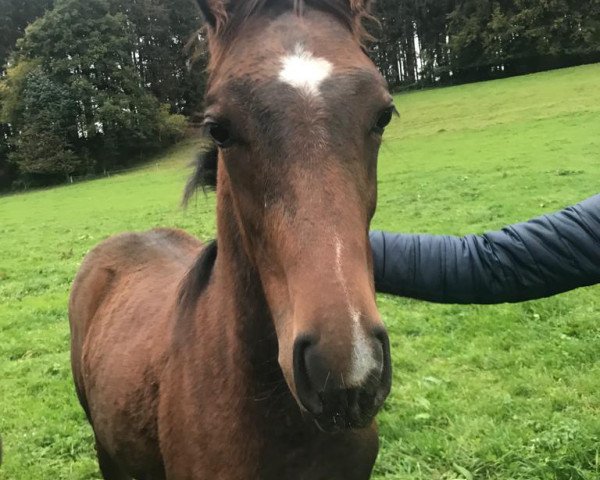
xmin=69 ymin=1 xmax=396 ymax=478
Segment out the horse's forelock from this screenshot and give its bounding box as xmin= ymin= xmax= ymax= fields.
xmin=209 ymin=0 xmax=374 ymax=47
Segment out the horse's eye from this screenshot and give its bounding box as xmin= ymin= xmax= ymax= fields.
xmin=373 ymin=107 xmax=395 ymax=135
xmin=207 ymin=122 xmax=232 ymax=148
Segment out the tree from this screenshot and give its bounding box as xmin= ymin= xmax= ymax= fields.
xmin=2 ymin=0 xmax=185 ymax=183
xmin=2 ymin=65 xmax=80 ymax=182
xmin=371 ymin=0 xmax=599 ymax=89
xmin=372 ymin=0 xmax=458 ymax=88
xmin=0 ymin=0 xmax=54 ymax=188
xmin=414 ymin=0 xmax=455 ymax=85
xmin=0 ymin=124 xmax=14 ymax=189
xmin=109 ymin=0 xmax=206 ymax=115
xmin=0 ymin=0 xmax=53 ymax=74
xmin=9 ymin=128 xmax=79 ymax=183
xmin=446 ymin=0 xmax=496 ymax=82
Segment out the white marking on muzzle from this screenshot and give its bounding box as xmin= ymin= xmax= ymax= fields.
xmin=334 ymin=235 xmax=377 ymax=387
xmin=278 ymin=45 xmax=333 ymax=97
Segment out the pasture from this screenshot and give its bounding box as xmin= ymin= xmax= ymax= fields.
xmin=1 ymin=63 xmax=599 ymax=479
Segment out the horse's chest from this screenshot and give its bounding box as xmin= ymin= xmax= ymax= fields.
xmin=258 ymin=425 xmax=379 ymax=480
xmin=157 ymin=385 xmax=378 ymax=479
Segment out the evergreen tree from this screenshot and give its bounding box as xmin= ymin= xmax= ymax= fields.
xmin=0 ymin=0 xmax=54 ymax=188
xmin=4 ymin=66 xmax=80 ymax=182
xmin=0 ymin=0 xmax=53 ymax=74
xmin=0 ymin=123 xmax=13 ymax=189
xmin=4 ymin=0 xmax=185 ymax=182
xmin=109 ymin=0 xmax=206 ymax=115
xmin=371 ymin=0 xmax=599 ymax=88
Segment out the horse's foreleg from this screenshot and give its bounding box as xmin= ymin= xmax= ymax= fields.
xmin=95 ymin=440 xmax=132 ymax=480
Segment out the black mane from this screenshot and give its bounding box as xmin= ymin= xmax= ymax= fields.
xmin=182 ymin=145 xmax=218 ymax=205
xmin=177 ymin=148 xmax=218 ymax=319
xmin=177 ymin=239 xmax=218 ymax=317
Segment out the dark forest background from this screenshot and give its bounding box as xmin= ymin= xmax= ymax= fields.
xmin=1 ymin=0 xmax=599 ymax=190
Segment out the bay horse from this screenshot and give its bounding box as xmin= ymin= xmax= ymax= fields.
xmin=69 ymin=0 xmax=396 ymax=478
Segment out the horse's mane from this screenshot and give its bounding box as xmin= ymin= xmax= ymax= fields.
xmin=182 ymin=145 xmax=218 ymax=205
xmin=177 ymin=239 xmax=218 ymax=317
xmin=177 ymin=144 xmax=219 ymax=319
xmin=209 ymin=0 xmax=374 ymax=47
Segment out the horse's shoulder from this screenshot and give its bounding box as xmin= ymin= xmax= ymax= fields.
xmin=83 ymin=228 xmax=202 ymax=270
xmin=70 ymin=229 xmax=204 ymax=325
xmin=107 ymin=228 xmax=201 ymax=255
xmin=144 ymin=228 xmax=203 ymax=252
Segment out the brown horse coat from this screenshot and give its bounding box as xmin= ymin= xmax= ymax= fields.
xmin=70 ymin=229 xmax=379 ymax=479
xmin=70 ymin=1 xmax=395 ymax=478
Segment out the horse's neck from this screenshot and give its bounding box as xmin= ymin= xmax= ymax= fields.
xmin=207 ymin=233 xmax=309 ymax=445
xmin=214 ymin=218 xmax=271 ymax=344
xmin=207 ymin=201 xmax=287 ymax=402
xmin=185 ymin=189 xmax=314 ymax=460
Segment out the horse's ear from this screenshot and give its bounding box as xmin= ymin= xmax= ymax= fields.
xmin=196 ymin=0 xmax=229 ymax=32
xmin=346 ymin=0 xmax=376 ymax=43
xmin=349 ymin=0 xmax=374 ymax=14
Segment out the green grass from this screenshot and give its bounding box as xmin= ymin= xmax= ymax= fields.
xmin=1 ymin=63 xmax=599 ymax=479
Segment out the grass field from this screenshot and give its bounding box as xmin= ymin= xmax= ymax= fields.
xmin=1 ymin=63 xmax=599 ymax=479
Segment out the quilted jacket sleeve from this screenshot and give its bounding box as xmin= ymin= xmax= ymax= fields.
xmin=370 ymin=195 xmax=600 ymax=303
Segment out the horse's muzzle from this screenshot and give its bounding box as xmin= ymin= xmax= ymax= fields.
xmin=292 ymin=328 xmax=392 ymax=432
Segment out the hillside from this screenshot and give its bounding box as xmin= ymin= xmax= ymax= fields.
xmin=0 ymin=64 xmax=599 ymax=479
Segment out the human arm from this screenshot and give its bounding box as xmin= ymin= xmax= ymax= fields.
xmin=370 ymin=195 xmax=600 ymax=304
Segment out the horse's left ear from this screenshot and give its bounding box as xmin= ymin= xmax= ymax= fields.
xmin=196 ymin=0 xmax=228 ymax=32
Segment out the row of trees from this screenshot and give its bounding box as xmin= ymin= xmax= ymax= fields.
xmin=0 ymin=0 xmax=205 ymax=189
xmin=371 ymin=0 xmax=600 ymax=88
xmin=1 ymin=0 xmax=599 ymax=189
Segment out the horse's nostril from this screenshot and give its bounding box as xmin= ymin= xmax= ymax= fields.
xmin=373 ymin=327 xmax=392 ymax=404
xmin=293 ymin=335 xmax=323 ymax=415
xmin=373 ymin=326 xmax=389 ymax=350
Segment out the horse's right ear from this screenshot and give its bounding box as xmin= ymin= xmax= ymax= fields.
xmin=196 ymin=0 xmax=228 ymax=32
xmin=349 ymin=0 xmax=374 ymax=14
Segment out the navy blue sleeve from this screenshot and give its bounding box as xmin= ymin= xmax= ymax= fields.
xmin=370 ymin=194 xmax=600 ymax=304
